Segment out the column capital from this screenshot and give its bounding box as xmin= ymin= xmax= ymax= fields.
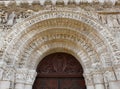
xmin=93 ymin=73 xmax=104 ymax=84
xmin=84 ymin=74 xmax=94 ymax=86
xmin=2 ymin=67 xmax=15 ymax=81
xmin=25 ymin=70 xmax=37 ymax=85
xmin=15 ymin=68 xmax=28 ymax=83
xmin=113 ymin=67 xmax=120 ymax=81
xmin=0 ymin=61 xmax=7 ymax=68
xmin=103 ymin=70 xmax=116 ymax=82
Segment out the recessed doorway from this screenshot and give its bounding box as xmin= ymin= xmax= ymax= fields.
xmin=33 ymin=52 xmax=86 ymax=89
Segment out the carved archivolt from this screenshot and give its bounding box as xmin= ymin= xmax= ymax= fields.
xmin=0 ymin=9 xmax=119 ymax=75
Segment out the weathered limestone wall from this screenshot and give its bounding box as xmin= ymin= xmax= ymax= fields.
xmin=0 ymin=2 xmax=120 ymax=89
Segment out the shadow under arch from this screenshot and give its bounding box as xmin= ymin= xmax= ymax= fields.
xmin=33 ymin=52 xmax=86 ymax=89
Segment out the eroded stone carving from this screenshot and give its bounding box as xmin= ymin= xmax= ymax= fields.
xmin=2 ymin=68 xmax=14 ymax=81
xmin=93 ymin=73 xmax=104 ymax=84
xmin=0 ymin=9 xmax=35 ymax=27
xmin=92 ymin=62 xmax=101 ymax=71
xmin=15 ymin=68 xmax=28 ymax=83
xmin=103 ymin=71 xmax=116 ymax=82
xmin=7 ymin=11 xmax=16 ymax=26
xmin=84 ymin=74 xmax=93 ymax=85
xmin=115 ymin=68 xmax=120 ymax=80
xmin=26 ymin=70 xmax=37 ymax=84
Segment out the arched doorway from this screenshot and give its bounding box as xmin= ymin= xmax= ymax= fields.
xmin=33 ymin=52 xmax=86 ymax=89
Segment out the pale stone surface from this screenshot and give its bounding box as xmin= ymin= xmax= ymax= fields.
xmin=0 ymin=1 xmax=119 ymax=89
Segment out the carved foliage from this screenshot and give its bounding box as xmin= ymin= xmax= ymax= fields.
xmin=26 ymin=70 xmax=37 ymax=84
xmin=93 ymin=73 xmax=104 ymax=84
xmin=103 ymin=71 xmax=116 ymax=82
xmin=2 ymin=67 xmax=14 ymax=81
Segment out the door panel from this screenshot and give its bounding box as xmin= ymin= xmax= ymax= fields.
xmin=60 ymin=78 xmax=86 ymax=89
xmin=33 ymin=78 xmax=86 ymax=89
xmin=33 ymin=78 xmax=58 ymax=89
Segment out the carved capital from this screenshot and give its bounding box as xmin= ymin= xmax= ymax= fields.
xmin=114 ymin=67 xmax=120 ymax=80
xmin=0 ymin=61 xmax=7 ymax=68
xmin=91 ymin=62 xmax=102 ymax=72
xmin=103 ymin=71 xmax=116 ymax=82
xmin=25 ymin=70 xmax=37 ymax=84
xmin=2 ymin=67 xmax=15 ymax=81
xmin=15 ymin=68 xmax=28 ymax=83
xmin=84 ymin=74 xmax=94 ymax=85
xmin=93 ymin=73 xmax=104 ymax=84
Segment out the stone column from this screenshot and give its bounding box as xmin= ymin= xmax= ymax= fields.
xmin=84 ymin=74 xmax=95 ymax=89
xmin=114 ymin=67 xmax=120 ymax=89
xmin=25 ymin=70 xmax=37 ymax=89
xmin=0 ymin=68 xmax=8 ymax=89
xmin=0 ymin=62 xmax=6 ymax=89
xmin=93 ymin=73 xmax=105 ymax=89
xmin=104 ymin=70 xmax=117 ymax=89
xmin=15 ymin=68 xmax=28 ymax=89
xmin=0 ymin=67 xmax=14 ymax=89
xmin=0 ymin=80 xmax=10 ymax=89
xmin=104 ymin=68 xmax=120 ymax=89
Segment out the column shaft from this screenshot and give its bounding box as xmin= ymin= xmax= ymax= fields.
xmin=25 ymin=84 xmax=32 ymax=89
xmin=15 ymin=83 xmax=25 ymax=89
xmin=87 ymin=85 xmax=95 ymax=89
xmin=95 ymin=83 xmax=105 ymax=89
xmin=109 ymin=81 xmax=120 ymax=89
xmin=0 ymin=81 xmax=10 ymax=89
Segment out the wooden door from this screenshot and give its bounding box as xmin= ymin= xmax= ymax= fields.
xmin=33 ymin=52 xmax=86 ymax=89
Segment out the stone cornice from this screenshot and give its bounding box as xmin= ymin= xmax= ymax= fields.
xmin=0 ymin=0 xmax=119 ymax=6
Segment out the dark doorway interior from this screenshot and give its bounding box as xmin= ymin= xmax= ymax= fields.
xmin=33 ymin=52 xmax=86 ymax=89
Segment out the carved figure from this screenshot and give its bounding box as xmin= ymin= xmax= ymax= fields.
xmin=104 ymin=71 xmax=116 ymax=82
xmin=92 ymin=62 xmax=101 ymax=71
xmin=0 ymin=10 xmax=8 ymax=24
xmin=7 ymin=11 xmax=16 ymax=26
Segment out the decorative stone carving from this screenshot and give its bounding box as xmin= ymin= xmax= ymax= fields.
xmin=26 ymin=70 xmax=37 ymax=84
xmin=92 ymin=62 xmax=101 ymax=71
xmin=0 ymin=10 xmax=8 ymax=24
xmin=93 ymin=73 xmax=104 ymax=84
xmin=103 ymin=71 xmax=116 ymax=82
xmin=0 ymin=9 xmax=35 ymax=28
xmin=2 ymin=68 xmax=14 ymax=81
xmin=100 ymin=53 xmax=112 ymax=67
xmin=3 ymin=9 xmax=117 ymax=68
xmin=0 ymin=2 xmax=119 ymax=89
xmin=84 ymin=74 xmax=93 ymax=85
xmin=3 ymin=9 xmax=118 ymax=69
xmin=37 ymin=53 xmax=83 ymax=74
xmin=7 ymin=11 xmax=16 ymax=26
xmin=0 ymin=0 xmax=119 ymax=6
xmin=15 ymin=68 xmax=28 ymax=83
xmin=115 ymin=68 xmax=120 ymax=80
xmin=99 ymin=14 xmax=120 ymax=29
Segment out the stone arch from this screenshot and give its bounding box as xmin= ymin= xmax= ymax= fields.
xmin=15 ymin=28 xmax=99 ymax=69
xmin=2 ymin=10 xmax=119 ymax=67
xmin=0 ymin=7 xmax=118 ymax=75
xmin=26 ymin=41 xmax=90 ymax=71
xmin=0 ymin=8 xmax=119 ymax=89
xmin=2 ymin=15 xmax=117 ymax=68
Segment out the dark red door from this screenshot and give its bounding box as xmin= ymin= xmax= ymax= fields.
xmin=33 ymin=52 xmax=86 ymax=89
